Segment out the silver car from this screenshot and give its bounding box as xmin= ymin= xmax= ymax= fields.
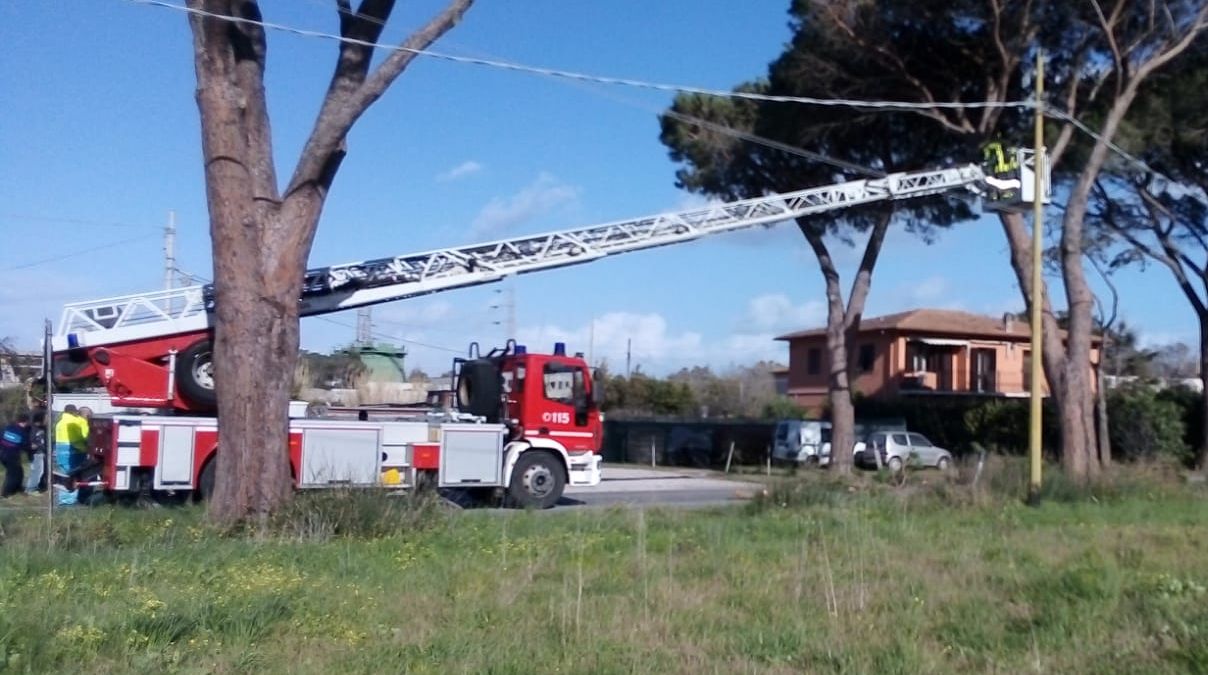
xmin=854 ymin=431 xmax=952 ymax=472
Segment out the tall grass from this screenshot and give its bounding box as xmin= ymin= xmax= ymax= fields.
xmin=0 ymin=464 xmax=1205 ymax=673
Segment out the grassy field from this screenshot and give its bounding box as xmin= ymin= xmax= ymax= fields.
xmin=1 ymin=462 xmax=1207 ymax=674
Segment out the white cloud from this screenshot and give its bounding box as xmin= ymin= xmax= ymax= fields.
xmin=908 ymin=275 xmax=948 ymax=303
xmin=743 ymin=293 xmax=825 ymax=331
xmin=722 ymin=332 xmax=788 ymax=365
xmin=514 ymin=311 xmax=791 ymax=375
xmin=469 ymin=173 xmax=581 ymax=239
xmin=436 ymin=160 xmax=483 ymax=182
xmin=518 ymin=312 xmax=704 ymax=367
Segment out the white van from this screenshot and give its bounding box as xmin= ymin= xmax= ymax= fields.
xmin=772 ymin=420 xmax=833 ymax=466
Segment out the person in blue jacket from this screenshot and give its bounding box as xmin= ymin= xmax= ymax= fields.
xmin=0 ymin=414 xmax=31 ymax=497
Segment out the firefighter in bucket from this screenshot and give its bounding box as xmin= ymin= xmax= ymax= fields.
xmin=981 ymin=141 xmax=1024 ymax=206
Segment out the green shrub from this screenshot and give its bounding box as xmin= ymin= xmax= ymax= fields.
xmin=267 ymin=488 xmax=449 ymax=540
xmin=854 ymin=397 xmax=1061 ymax=457
xmin=1107 ymin=383 xmax=1191 ymax=464
xmin=1155 ymin=385 xmax=1203 ymax=463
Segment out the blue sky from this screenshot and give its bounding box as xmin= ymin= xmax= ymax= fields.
xmin=0 ymin=0 xmax=1192 ymax=376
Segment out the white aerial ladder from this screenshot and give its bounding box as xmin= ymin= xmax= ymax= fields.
xmin=50 ymin=150 xmax=1048 ymax=411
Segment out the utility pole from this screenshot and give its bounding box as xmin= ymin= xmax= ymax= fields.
xmin=626 ymin=338 xmax=632 ymax=379
xmin=1028 ymin=49 xmax=1046 ymax=502
xmin=356 ymin=307 xmax=373 ymax=347
xmin=588 ymin=317 xmax=595 ymax=367
xmin=164 ymin=210 xmax=177 ymax=290
xmin=492 ymin=283 xmax=516 ymax=342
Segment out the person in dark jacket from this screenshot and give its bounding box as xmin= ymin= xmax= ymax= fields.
xmin=0 ymin=414 xmax=31 ymax=497
xmin=25 ymin=410 xmax=47 ymax=493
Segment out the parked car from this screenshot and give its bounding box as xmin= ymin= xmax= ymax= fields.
xmin=854 ymin=431 xmax=952 ymax=472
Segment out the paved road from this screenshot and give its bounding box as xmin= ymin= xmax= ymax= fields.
xmin=558 ymin=466 xmax=765 ymax=509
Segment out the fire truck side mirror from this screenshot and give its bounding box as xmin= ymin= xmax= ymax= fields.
xmin=590 ymin=369 xmax=606 ymax=406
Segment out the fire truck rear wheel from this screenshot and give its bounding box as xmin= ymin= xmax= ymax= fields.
xmin=506 ymin=451 xmax=565 ymax=509
xmin=196 ymin=459 xmax=216 ymax=502
xmin=176 ymin=339 xmax=217 ymax=409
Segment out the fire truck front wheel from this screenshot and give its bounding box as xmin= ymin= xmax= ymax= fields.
xmin=506 ymin=451 xmax=566 ymax=509
xmin=176 ymin=340 xmax=217 ymax=409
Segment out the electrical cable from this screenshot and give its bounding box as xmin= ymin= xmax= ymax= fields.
xmin=298 ymin=0 xmax=884 ymax=176
xmin=0 ymin=233 xmax=160 ymax=273
xmin=0 ymin=213 xmax=163 ymax=230
xmin=1045 ymin=108 xmax=1186 ymax=190
xmin=126 ymin=0 xmax=1033 ymax=112
xmin=312 ymin=315 xmax=465 ymax=354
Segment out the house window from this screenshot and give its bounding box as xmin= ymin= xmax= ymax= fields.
xmin=807 ymin=348 xmax=822 ymax=375
xmin=1022 ymin=351 xmax=1031 ymax=390
xmin=858 ymin=344 xmax=875 ymax=373
xmin=970 ymin=348 xmax=997 ymax=393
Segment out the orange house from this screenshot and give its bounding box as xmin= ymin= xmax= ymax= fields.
xmin=775 ymin=309 xmax=1100 ymax=414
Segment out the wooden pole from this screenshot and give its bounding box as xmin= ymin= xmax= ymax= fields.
xmin=1029 ymin=49 xmax=1046 ymax=501
xmin=43 ymin=319 xmax=54 ymax=534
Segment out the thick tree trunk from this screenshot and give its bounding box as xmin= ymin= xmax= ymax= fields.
xmin=209 ymin=246 xmax=300 ymax=526
xmin=1060 ymin=190 xmax=1102 ymax=482
xmin=189 ymin=1 xmax=296 ymax=527
xmin=823 ymin=301 xmax=855 ymax=475
xmin=1199 ymin=317 xmax=1208 ymax=469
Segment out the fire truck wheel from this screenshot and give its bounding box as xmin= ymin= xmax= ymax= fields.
xmin=176 ymin=340 xmax=218 ymax=409
xmin=456 ymin=359 xmax=502 ymax=419
xmin=506 ymin=451 xmax=565 ymax=510
xmin=196 ymin=459 xmax=216 ymax=502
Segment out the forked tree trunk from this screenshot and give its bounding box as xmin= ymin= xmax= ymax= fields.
xmin=799 ymin=214 xmax=890 ymax=475
xmin=186 ymin=0 xmax=474 ymax=527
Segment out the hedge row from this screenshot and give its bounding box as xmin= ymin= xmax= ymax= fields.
xmin=854 ymin=385 xmax=1201 ymax=465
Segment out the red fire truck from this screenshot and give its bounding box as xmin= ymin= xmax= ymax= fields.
xmin=48 ymin=150 xmax=1047 ymax=506
xmin=69 ymin=341 xmax=603 ymax=508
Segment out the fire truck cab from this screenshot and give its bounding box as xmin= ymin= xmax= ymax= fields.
xmin=74 ymin=342 xmax=604 ymax=509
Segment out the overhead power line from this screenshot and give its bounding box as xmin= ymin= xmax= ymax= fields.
xmin=127 ymin=0 xmax=1033 ymax=112
xmin=661 ymin=110 xmax=886 ymax=178
xmin=0 ymin=213 xmax=163 ymax=230
xmin=0 ymin=233 xmax=160 ymax=274
xmin=313 ymin=315 xmax=465 ymax=354
xmin=128 ymin=5 xmax=1194 ymax=205
xmin=1045 ymin=108 xmax=1176 ymax=186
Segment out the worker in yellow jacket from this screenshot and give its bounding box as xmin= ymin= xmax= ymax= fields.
xmin=53 ymin=405 xmax=90 ymax=506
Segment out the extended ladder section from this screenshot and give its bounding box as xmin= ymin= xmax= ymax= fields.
xmin=54 ymin=164 xmax=987 ymax=351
